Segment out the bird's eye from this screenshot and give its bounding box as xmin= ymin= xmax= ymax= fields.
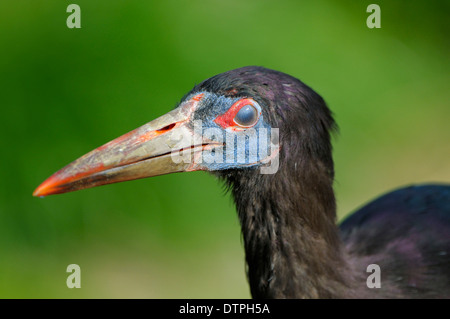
xmin=214 ymin=98 xmax=261 ymax=129
xmin=234 ymin=104 xmax=258 ymax=127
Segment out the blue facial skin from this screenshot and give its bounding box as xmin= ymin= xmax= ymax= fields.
xmin=185 ymin=91 xmax=275 ymax=171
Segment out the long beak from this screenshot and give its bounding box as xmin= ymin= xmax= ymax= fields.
xmin=33 ymin=100 xmax=218 ymax=197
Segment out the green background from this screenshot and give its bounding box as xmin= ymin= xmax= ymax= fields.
xmin=0 ymin=1 xmax=448 ymax=298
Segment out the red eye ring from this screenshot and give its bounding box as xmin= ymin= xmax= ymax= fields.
xmin=214 ymin=98 xmax=260 ymax=130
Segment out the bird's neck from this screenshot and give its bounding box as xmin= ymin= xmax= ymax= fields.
xmin=228 ymin=160 xmax=353 ymax=298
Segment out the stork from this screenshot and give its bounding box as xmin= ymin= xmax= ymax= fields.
xmin=34 ymin=66 xmax=450 ymax=298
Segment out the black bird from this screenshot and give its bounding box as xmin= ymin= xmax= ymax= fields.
xmin=33 ymin=66 xmax=450 ymax=298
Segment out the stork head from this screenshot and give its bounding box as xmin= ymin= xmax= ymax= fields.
xmin=34 ymin=66 xmax=335 ymax=196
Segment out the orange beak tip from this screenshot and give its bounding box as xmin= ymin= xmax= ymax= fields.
xmin=32 ymin=187 xmax=45 ymax=198
xmin=33 ymin=179 xmax=55 ymax=197
xmin=33 ymin=189 xmax=46 ymax=198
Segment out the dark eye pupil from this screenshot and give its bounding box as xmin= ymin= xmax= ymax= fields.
xmin=234 ymin=105 xmax=258 ymax=127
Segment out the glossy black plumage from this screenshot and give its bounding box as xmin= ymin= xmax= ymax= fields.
xmin=340 ymin=185 xmax=450 ymax=298
xmin=189 ymin=66 xmax=450 ymax=298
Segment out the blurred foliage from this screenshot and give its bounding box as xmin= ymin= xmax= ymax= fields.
xmin=0 ymin=0 xmax=448 ymax=298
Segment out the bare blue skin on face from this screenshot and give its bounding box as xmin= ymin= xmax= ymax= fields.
xmin=184 ymin=91 xmax=276 ymax=171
